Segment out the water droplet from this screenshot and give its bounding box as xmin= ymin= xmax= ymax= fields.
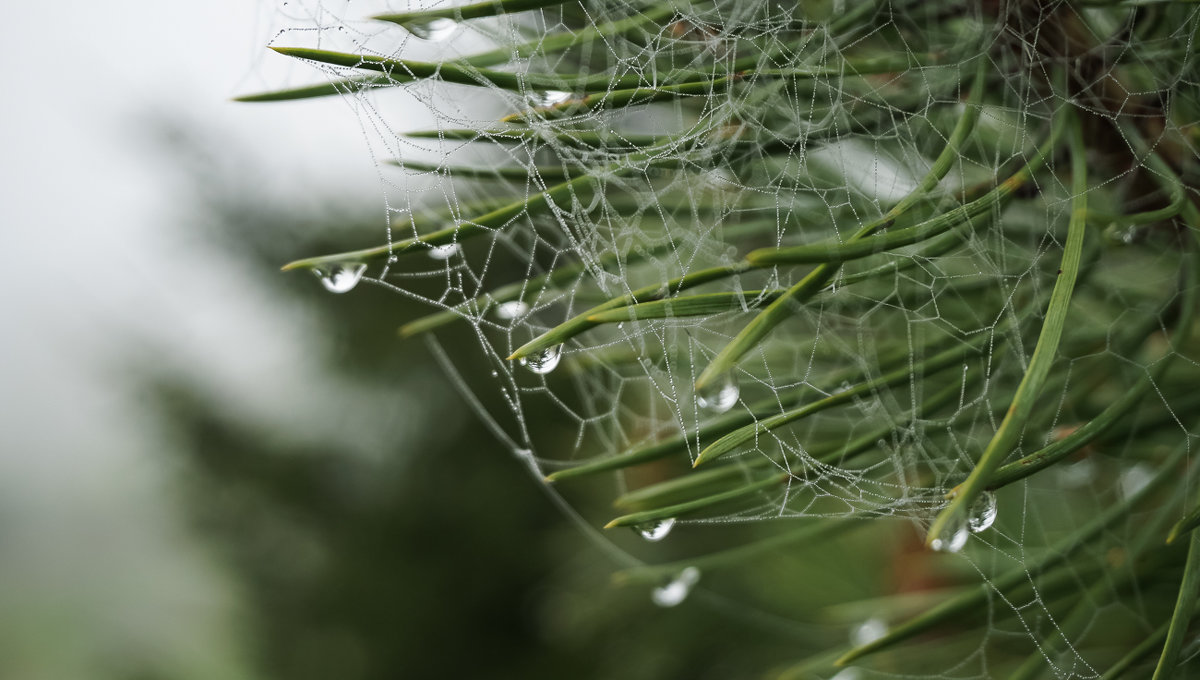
xmin=651 ymin=566 xmax=700 ymax=608
xmin=833 ymin=380 xmax=852 ymax=395
xmin=850 ymin=617 xmax=888 ymax=646
xmin=404 ymin=17 xmax=456 ymax=41
xmin=967 ymin=491 xmax=998 ymax=533
xmin=519 ymin=345 xmax=562 ymax=375
xmin=830 ymin=670 xmax=862 ymax=680
xmin=311 ymin=262 xmax=366 ymax=294
xmin=428 ymin=243 xmax=460 ymax=260
xmin=636 ymin=518 xmax=675 ymax=542
xmin=929 ymin=516 xmax=969 ymax=553
xmin=534 ymin=90 xmax=571 ymax=106
xmin=696 ymin=373 xmax=739 ymax=413
xmin=1120 ymin=463 xmax=1154 ymax=499
xmin=493 ymin=300 xmax=529 ymax=320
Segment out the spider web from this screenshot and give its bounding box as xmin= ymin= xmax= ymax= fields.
xmin=249 ymin=1 xmax=1200 ymax=676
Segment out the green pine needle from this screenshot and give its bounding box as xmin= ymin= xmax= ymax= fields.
xmin=925 ymin=105 xmax=1084 ymax=550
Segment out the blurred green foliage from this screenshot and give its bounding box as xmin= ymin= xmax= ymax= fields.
xmin=145 ymin=131 xmax=842 ymax=679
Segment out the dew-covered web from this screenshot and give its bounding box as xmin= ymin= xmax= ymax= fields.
xmin=252 ymin=0 xmax=1200 ymax=676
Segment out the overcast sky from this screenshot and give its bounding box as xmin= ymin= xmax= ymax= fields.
xmin=0 ymin=2 xmax=404 ymax=676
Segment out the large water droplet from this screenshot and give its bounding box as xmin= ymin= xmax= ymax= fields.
xmin=404 ymin=17 xmax=457 ymax=41
xmin=636 ymin=518 xmax=675 ymax=542
xmin=428 ymin=243 xmax=461 ymax=260
xmin=519 ymin=345 xmax=562 ymax=375
xmin=830 ymin=670 xmax=862 ymax=680
xmin=311 ymin=262 xmax=366 ymax=294
xmin=850 ymin=617 xmax=888 ymax=646
xmin=930 ymin=516 xmax=969 ymax=553
xmin=967 ymin=491 xmax=998 ymax=533
xmin=493 ymin=300 xmax=530 ymax=321
xmin=696 ymin=373 xmax=739 ymax=413
xmin=651 ymin=566 xmax=700 ymax=608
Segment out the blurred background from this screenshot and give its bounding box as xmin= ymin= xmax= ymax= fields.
xmin=0 ymin=3 xmax=833 ymax=678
